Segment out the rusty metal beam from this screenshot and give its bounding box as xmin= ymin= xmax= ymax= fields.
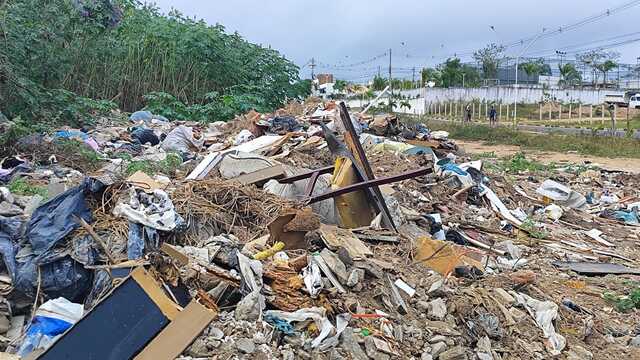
xmin=307 ymin=167 xmax=431 ymax=204
xmin=338 ymin=101 xmax=398 ymax=231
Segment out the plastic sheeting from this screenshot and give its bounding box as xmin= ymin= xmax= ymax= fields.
xmin=17 ymin=297 xmax=84 ymax=357
xmin=26 ymin=183 xmax=93 ymax=256
xmin=514 ymin=292 xmax=566 ymax=355
xmin=0 ymin=216 xmax=22 ymax=279
xmin=263 ymin=308 xmax=350 ymax=349
xmin=113 ymin=188 xmax=179 ymax=232
xmin=160 ymin=125 xmax=203 ymax=154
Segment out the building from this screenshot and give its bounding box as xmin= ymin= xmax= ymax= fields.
xmin=316 ymin=73 xmax=334 ymax=85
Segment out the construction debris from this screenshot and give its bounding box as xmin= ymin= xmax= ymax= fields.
xmin=0 ymin=98 xmax=638 ymax=359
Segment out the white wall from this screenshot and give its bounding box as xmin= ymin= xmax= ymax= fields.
xmin=353 ymin=86 xmax=625 ymax=105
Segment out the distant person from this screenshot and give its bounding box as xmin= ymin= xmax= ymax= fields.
xmin=465 ymin=105 xmax=472 ymax=123
xmin=489 ymin=105 xmax=497 ymax=126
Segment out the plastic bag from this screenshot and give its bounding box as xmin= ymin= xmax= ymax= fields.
xmin=26 ymin=184 xmax=92 ymax=256
xmin=17 ymin=297 xmax=84 ymax=357
xmin=161 ymin=125 xmax=203 ymax=154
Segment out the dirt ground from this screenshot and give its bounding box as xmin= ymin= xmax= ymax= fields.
xmin=455 ymin=139 xmax=640 ymax=173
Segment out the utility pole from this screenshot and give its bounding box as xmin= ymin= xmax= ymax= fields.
xmin=556 ymin=50 xmax=566 ymax=68
xmin=637 ymin=57 xmax=640 ymax=89
xmin=388 ymin=48 xmax=392 ymax=96
xmin=412 ymin=67 xmax=416 ymax=88
xmin=389 ymin=48 xmax=393 ymax=107
xmin=310 ymin=58 xmax=316 ymax=80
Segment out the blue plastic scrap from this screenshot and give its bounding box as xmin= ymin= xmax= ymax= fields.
xmin=264 ymin=314 xmax=296 ymax=335
xmin=613 ymin=209 xmax=639 ymax=225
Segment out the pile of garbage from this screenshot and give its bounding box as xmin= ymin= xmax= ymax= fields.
xmin=0 ymin=98 xmax=639 ymax=359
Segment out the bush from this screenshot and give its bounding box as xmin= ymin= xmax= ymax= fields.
xmin=0 ymin=0 xmax=311 ymax=127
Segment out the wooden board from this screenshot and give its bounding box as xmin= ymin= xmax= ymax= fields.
xmin=319 ymin=224 xmax=373 ymax=259
xmin=134 ymin=300 xmax=216 ymax=360
xmin=233 ymin=165 xmax=286 ymax=186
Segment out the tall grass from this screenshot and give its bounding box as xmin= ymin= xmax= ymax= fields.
xmin=423 ymin=120 xmax=640 ymax=158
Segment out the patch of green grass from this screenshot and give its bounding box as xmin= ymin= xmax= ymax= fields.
xmin=55 ymin=139 xmax=102 ymax=165
xmin=476 ymin=151 xmax=497 ymax=158
xmin=7 ymin=178 xmax=48 ymax=198
xmin=125 ymin=153 xmax=183 ymax=176
xmin=416 ymin=120 xmax=640 ymax=159
xmin=521 ymin=218 xmax=548 ymax=239
xmin=499 ymin=152 xmax=554 ymax=174
xmin=603 ymin=287 xmax=640 ymax=313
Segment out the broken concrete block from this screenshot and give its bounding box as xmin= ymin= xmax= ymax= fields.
xmin=347 ymin=268 xmax=365 ymax=288
xmin=430 ymin=341 xmax=447 ymax=358
xmin=493 ymin=288 xmax=515 ymax=306
xmin=0 ymin=187 xmax=14 ymax=204
xmin=320 ymin=248 xmax=348 ymax=283
xmin=235 ymin=338 xmax=256 ymax=354
xmin=428 ymin=298 xmax=447 ymax=320
xmin=0 ymin=202 xmax=22 ymax=216
xmin=439 ymin=346 xmax=467 ymax=360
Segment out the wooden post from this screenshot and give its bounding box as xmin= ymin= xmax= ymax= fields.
xmin=485 ymin=101 xmax=488 ymax=120
xmin=549 ymin=103 xmax=552 ymax=120
xmin=612 ymin=104 xmax=617 ymax=132
xmin=579 ymin=104 xmax=582 ymax=123
xmin=472 ymin=102 xmax=475 ymax=121
xmin=539 ymin=102 xmax=543 ymax=121
xmin=568 ymin=103 xmax=572 ymax=120
xmin=601 ymin=105 xmax=605 ymax=125
xmin=506 ymin=103 xmax=509 ymax=123
xmin=626 ymin=105 xmax=630 ymax=131
xmin=590 ymin=105 xmax=593 ymax=125
xmin=499 ymin=103 xmax=503 ymax=121
xmin=559 ymin=104 xmax=562 ymax=122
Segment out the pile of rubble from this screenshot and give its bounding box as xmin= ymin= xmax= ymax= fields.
xmin=0 ymin=99 xmax=639 ymax=359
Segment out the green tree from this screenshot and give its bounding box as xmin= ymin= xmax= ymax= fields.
xmin=437 ymin=58 xmax=480 ymax=88
xmin=372 ymin=75 xmax=387 ymax=91
xmin=334 ymin=79 xmax=348 ymax=92
xmin=577 ymin=50 xmax=619 ymax=87
xmin=596 ymin=59 xmax=618 ymax=86
xmin=473 ymin=43 xmax=505 ymax=79
xmin=558 ymin=64 xmax=581 ymax=87
xmin=421 ymin=67 xmax=442 ymax=87
xmin=518 ymin=59 xmax=550 ymax=78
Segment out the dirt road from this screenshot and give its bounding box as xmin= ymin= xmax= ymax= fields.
xmin=455 ymin=139 xmax=640 ymax=173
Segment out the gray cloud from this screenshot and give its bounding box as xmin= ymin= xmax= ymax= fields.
xmin=150 ymin=0 xmax=640 ymax=80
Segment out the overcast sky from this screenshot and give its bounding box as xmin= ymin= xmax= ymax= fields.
xmin=150 ymin=0 xmax=640 ymax=81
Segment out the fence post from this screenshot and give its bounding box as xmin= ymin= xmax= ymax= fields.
xmin=601 ymin=105 xmax=605 ymax=125
xmin=472 ymin=102 xmax=475 ymax=121
xmin=484 ymin=101 xmax=488 ymax=121
xmin=506 ymin=103 xmax=509 ymax=123
xmin=499 ymin=103 xmax=503 ymax=121
xmin=549 ymin=103 xmax=552 ymax=120
xmin=578 ymin=103 xmax=582 ymax=123
xmin=539 ymin=102 xmax=543 ymax=121
xmin=559 ymin=104 xmax=562 ymax=123
xmin=568 ymin=103 xmax=572 ymax=120
xmin=590 ymin=105 xmax=593 ymax=124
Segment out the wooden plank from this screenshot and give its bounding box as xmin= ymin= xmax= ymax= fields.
xmin=160 ymin=243 xmax=189 ymax=266
xmin=232 ymin=165 xmax=286 ymax=186
xmin=319 ymin=224 xmax=373 ymax=259
xmin=134 ymin=300 xmax=216 ymax=360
